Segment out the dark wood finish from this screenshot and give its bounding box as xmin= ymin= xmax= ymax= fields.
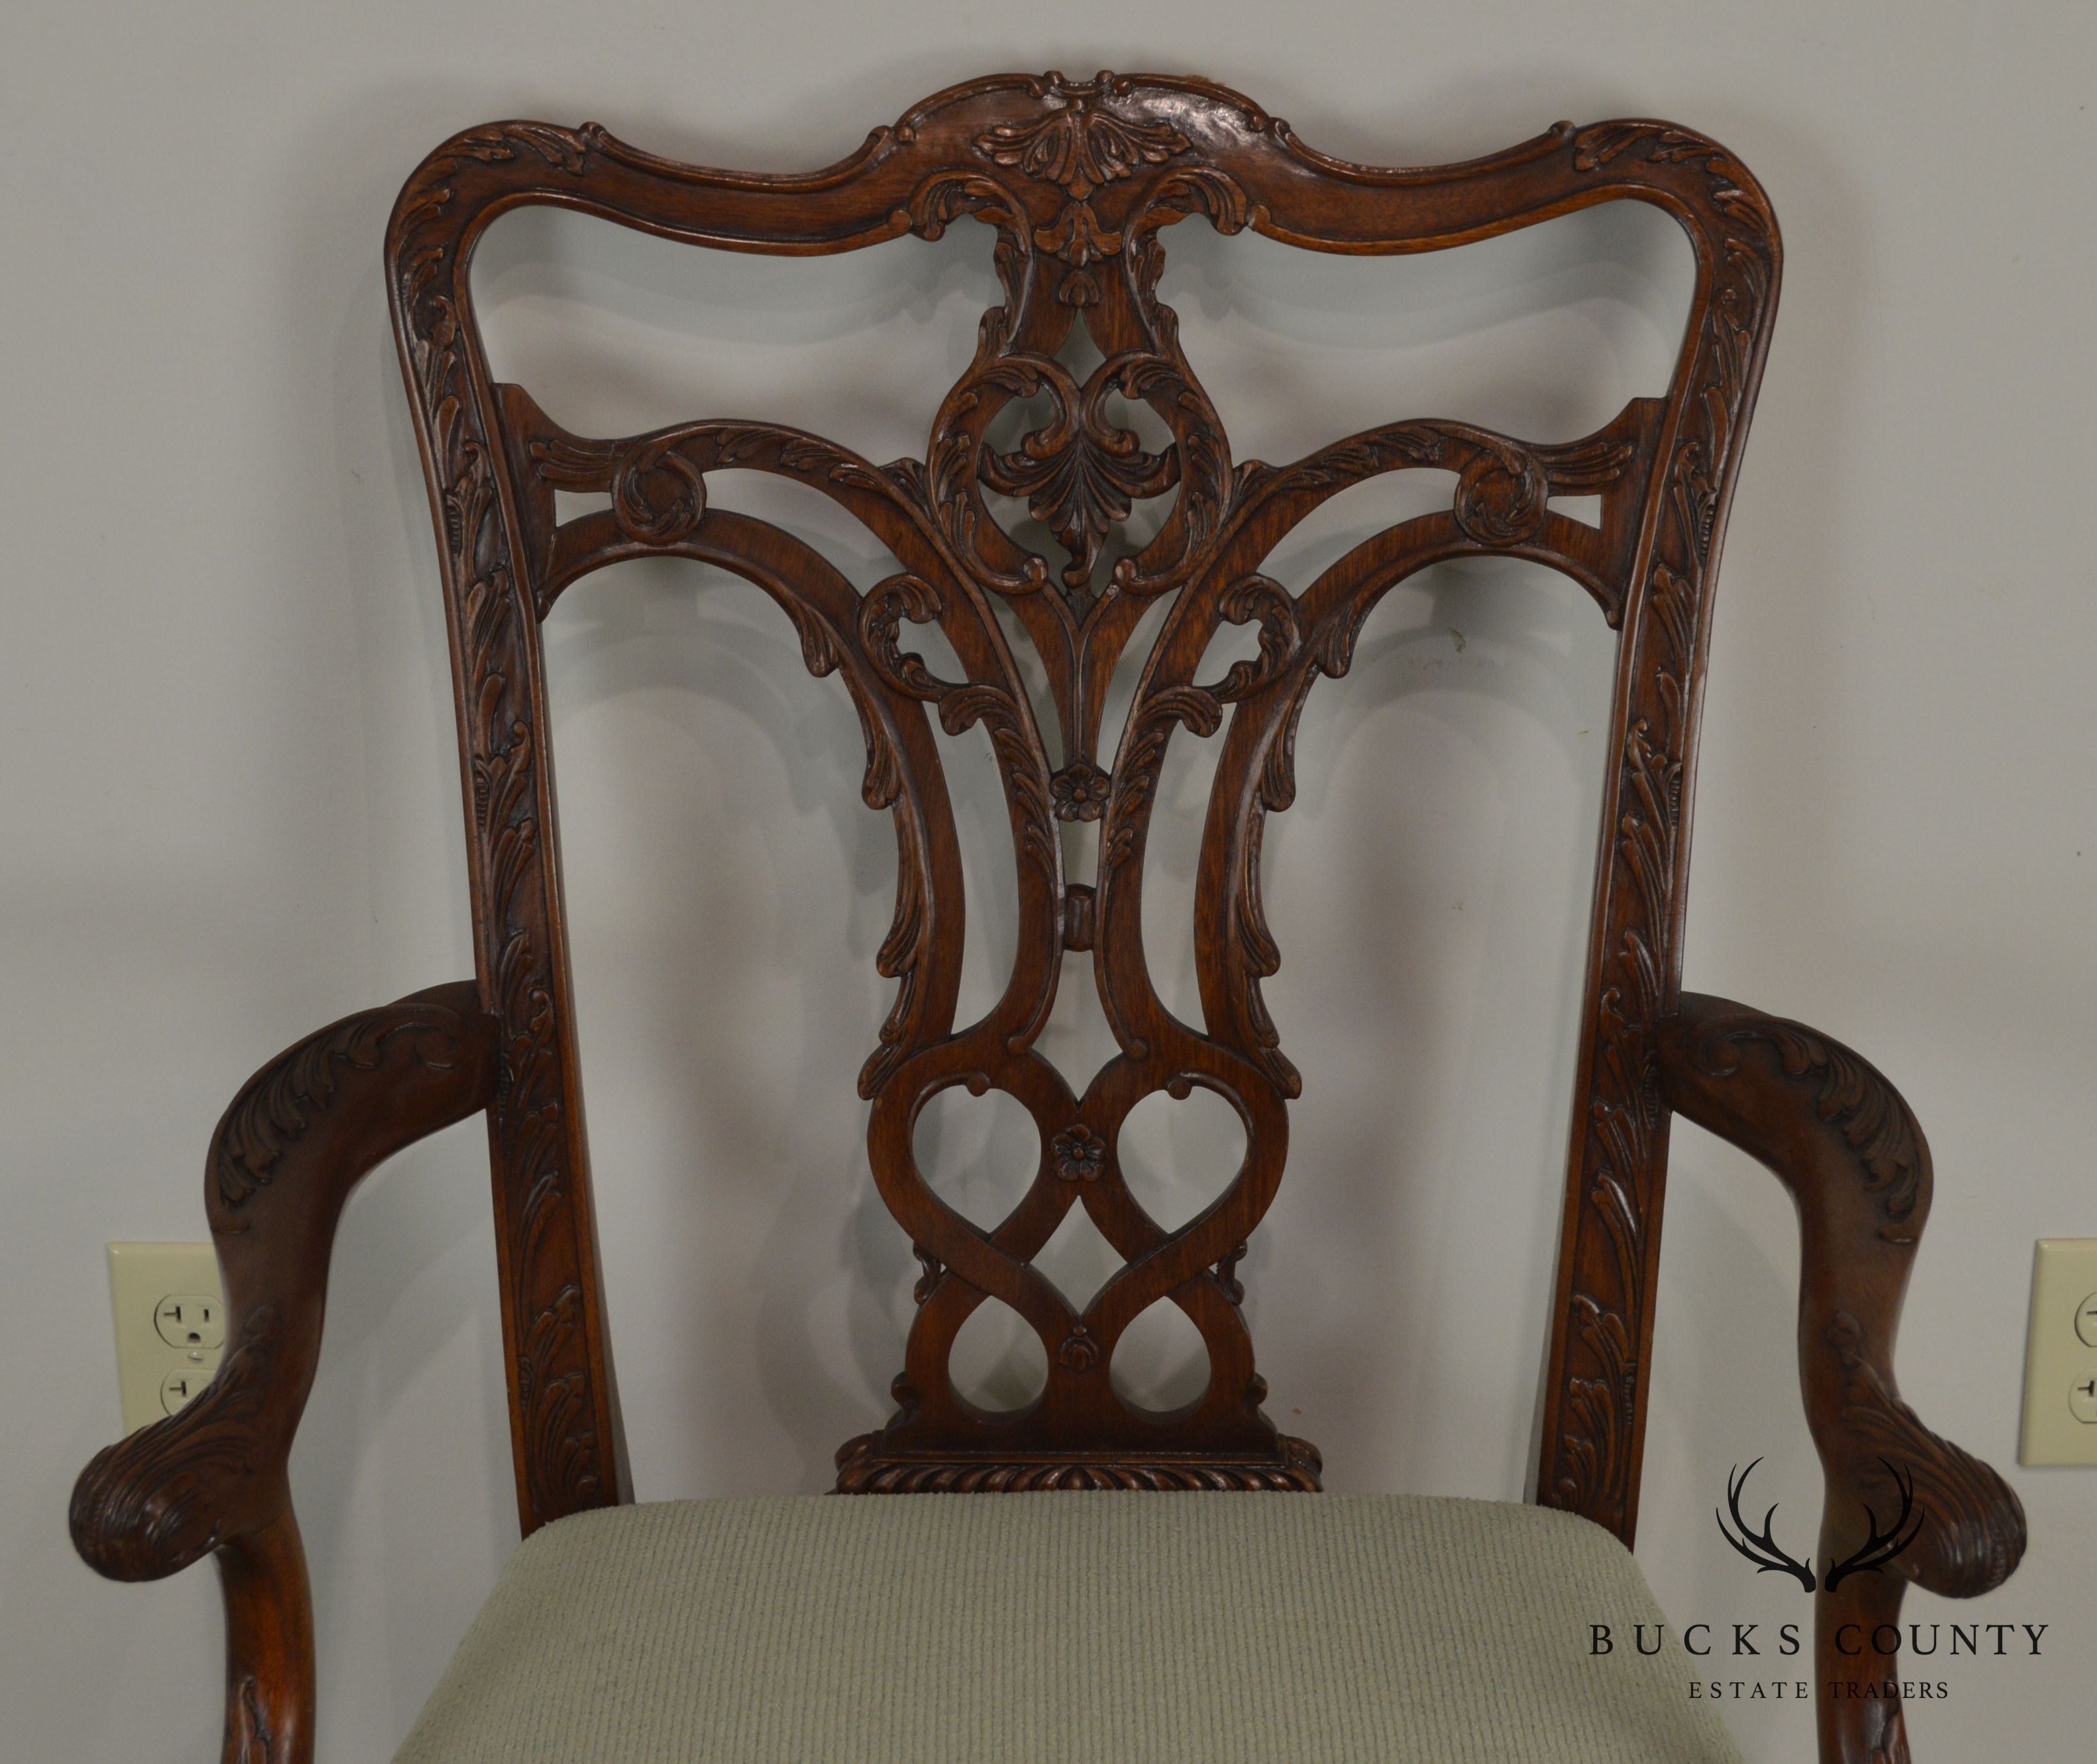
xmin=381 ymin=74 xmax=1774 ymax=1519
xmin=1659 ymin=995 xmax=2024 ymax=1764
xmin=67 ymin=72 xmax=2023 ymax=1764
xmin=70 ymin=985 xmax=497 ymax=1764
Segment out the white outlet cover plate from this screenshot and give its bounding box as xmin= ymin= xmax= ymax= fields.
xmin=2019 ymin=1237 xmax=2097 ymax=1467
xmin=106 ymin=1242 xmax=224 ymax=1434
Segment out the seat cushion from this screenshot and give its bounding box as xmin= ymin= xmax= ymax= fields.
xmin=396 ymin=1492 xmax=1738 ymax=1763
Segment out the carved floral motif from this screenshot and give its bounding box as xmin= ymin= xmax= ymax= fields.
xmin=1051 ymin=1124 xmax=1108 ymax=1182
xmin=978 ymin=359 xmax=1176 ymax=591
xmin=1049 ymin=760 xmax=1114 ymax=820
xmin=973 ymin=81 xmax=1190 ymax=200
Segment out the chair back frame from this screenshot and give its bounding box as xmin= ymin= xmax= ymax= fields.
xmin=383 ymin=71 xmax=1782 ymax=1542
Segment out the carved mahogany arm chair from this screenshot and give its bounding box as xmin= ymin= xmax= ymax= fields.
xmin=71 ymin=73 xmax=2022 ymax=1764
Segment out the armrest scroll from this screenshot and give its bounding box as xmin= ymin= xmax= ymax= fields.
xmin=1658 ymin=992 xmax=2024 ymax=1764
xmin=69 ymin=983 xmax=497 ymax=1764
xmin=72 ymin=982 xmax=499 ymax=1579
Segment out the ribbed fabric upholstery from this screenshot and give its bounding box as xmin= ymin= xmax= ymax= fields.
xmin=396 ymin=1492 xmax=1739 ymax=1763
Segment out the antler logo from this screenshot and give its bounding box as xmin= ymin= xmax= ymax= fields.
xmin=1716 ymin=1458 xmax=1816 ymax=1592
xmin=1716 ymin=1458 xmax=1922 ymax=1594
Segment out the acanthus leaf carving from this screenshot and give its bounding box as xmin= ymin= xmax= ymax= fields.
xmin=1032 ymin=198 xmax=1121 ymax=266
xmin=212 ymin=1004 xmax=476 ymax=1216
xmin=1687 ymin=1015 xmax=1928 ymax=1237
xmin=518 ymin=1284 xmax=601 ymax=1517
xmin=936 ymin=681 xmax=1057 ymax=880
xmin=859 ymin=819 xmax=927 ymax=1099
xmin=1137 ymin=165 xmax=1254 ymax=238
xmin=1451 ymin=434 xmax=1550 ymax=546
xmin=972 ymin=77 xmax=1190 ymax=202
xmin=1571 ymin=120 xmax=1777 ymax=243
xmin=1198 ymin=575 xmax=1300 ymax=704
xmin=1546 ymin=121 xmax=1778 ymax=1539
xmin=71 ymin=1307 xmax=281 ymax=1581
xmin=1824 ymin=1313 xmax=2025 ymax=1600
xmin=976 ymin=357 xmax=1176 ymax=591
xmin=1554 ymin=1294 xmax=1634 ymax=1523
xmin=535 ymin=433 xmax=707 ymax=544
xmin=858 ymin=573 xmax=953 ymax=703
xmin=393 ymin=134 xmax=614 ymax=1529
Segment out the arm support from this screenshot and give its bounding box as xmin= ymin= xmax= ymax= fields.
xmin=1658 ymin=992 xmax=2024 ymax=1764
xmin=70 ymin=982 xmax=499 ymax=1764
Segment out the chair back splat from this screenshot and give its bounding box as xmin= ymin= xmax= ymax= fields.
xmin=383 ymin=73 xmax=1782 ymax=1540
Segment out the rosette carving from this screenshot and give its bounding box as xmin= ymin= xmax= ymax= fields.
xmin=1051 ymin=1124 xmax=1108 ymax=1182
xmin=1451 ymin=435 xmax=1550 ymax=546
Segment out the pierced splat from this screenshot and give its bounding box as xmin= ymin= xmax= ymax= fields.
xmin=386 ymin=72 xmax=1780 ymax=1517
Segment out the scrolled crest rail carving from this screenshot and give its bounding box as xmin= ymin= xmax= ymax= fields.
xmin=385 ymin=73 xmax=1781 ymax=1526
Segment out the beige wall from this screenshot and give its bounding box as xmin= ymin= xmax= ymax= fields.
xmin=4 ymin=3 xmax=2092 ymax=1757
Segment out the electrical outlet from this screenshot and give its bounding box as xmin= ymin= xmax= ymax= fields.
xmin=106 ymin=1243 xmax=225 ymax=1433
xmin=154 ymin=1294 xmax=223 ymax=1350
xmin=2019 ymin=1238 xmax=2097 ymax=1466
xmin=158 ymin=1365 xmax=213 ymax=1411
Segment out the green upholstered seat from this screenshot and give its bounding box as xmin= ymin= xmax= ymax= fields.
xmin=396 ymin=1492 xmax=1739 ymax=1763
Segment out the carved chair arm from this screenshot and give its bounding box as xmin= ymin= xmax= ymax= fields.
xmin=70 ymin=982 xmax=498 ymax=1764
xmin=1657 ymin=992 xmax=2024 ymax=1763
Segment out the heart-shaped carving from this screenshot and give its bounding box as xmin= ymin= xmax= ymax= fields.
xmin=1118 ymin=1081 xmax=1247 ymax=1231
xmin=912 ymin=1082 xmax=1040 ymax=1232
